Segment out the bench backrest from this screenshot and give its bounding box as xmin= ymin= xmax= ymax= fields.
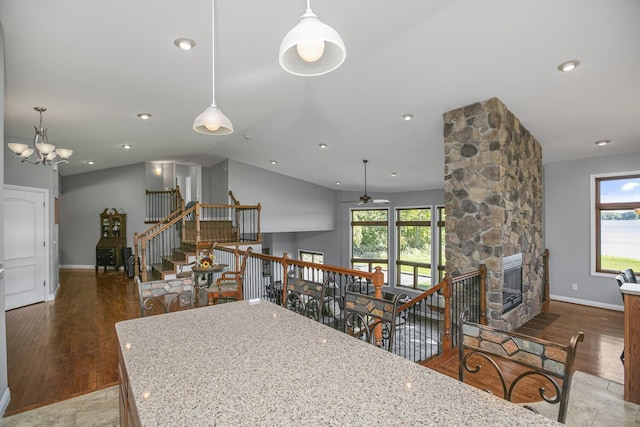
xmin=458 ymin=310 xmax=584 ymax=423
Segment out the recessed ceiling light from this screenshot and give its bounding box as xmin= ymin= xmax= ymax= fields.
xmin=390 ymin=172 xmax=397 ymax=177
xmin=270 ymin=160 xmax=278 ymax=165
xmin=174 ymin=38 xmax=196 ymax=50
xmin=121 ymin=144 xmax=132 ymax=149
xmin=595 ymin=139 xmax=611 ymax=146
xmin=402 ymin=113 xmax=414 ymax=121
xmin=335 ymin=182 xmax=341 ymax=185
xmin=87 ymin=160 xmax=95 ymax=165
xmin=557 ymin=60 xmax=580 ymax=72
xmin=137 ymin=113 xmax=151 ymax=120
xmin=244 ymin=134 xmax=252 ymax=140
xmin=319 ymin=143 xmax=328 ymax=149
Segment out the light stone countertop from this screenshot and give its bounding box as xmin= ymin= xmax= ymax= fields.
xmin=116 ymin=300 xmax=560 ymax=426
xmin=620 ymin=282 xmax=640 ymax=296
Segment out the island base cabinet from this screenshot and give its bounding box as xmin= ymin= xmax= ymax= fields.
xmin=119 ymin=348 xmax=141 ymax=427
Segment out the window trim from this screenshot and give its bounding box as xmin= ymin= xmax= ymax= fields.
xmin=590 ymin=170 xmax=640 ymax=277
xmin=395 ymin=207 xmax=432 ymax=290
xmin=350 ymin=207 xmax=389 ymax=275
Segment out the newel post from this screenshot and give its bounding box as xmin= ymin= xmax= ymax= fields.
xmin=133 ymin=232 xmax=140 ymax=279
xmin=281 ymin=253 xmax=290 ymax=306
xmin=442 ymin=274 xmax=452 ymax=351
xmin=373 ymin=266 xmax=385 ymax=347
xmin=195 ymin=201 xmax=201 ymax=247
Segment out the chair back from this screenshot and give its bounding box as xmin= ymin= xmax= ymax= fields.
xmin=213 ymin=247 xmax=253 ymax=303
xmin=343 ymin=291 xmax=402 ymax=352
xmin=622 ymin=268 xmax=638 ymax=284
xmin=458 ymin=309 xmax=584 ymax=423
xmin=616 ymin=274 xmax=626 ymax=302
xmin=136 ymin=276 xmax=194 ymax=316
xmin=286 ymin=278 xmax=326 ymax=320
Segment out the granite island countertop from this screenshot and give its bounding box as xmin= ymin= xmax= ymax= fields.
xmin=116 ymin=299 xmax=560 ymax=426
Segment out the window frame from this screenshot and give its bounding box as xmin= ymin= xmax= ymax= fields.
xmin=395 ymin=207 xmax=432 ymax=290
xmin=591 ymin=171 xmax=640 ymax=276
xmin=350 ymin=208 xmax=389 ymax=279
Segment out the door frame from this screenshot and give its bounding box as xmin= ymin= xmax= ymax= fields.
xmin=3 ymin=184 xmax=50 ymax=307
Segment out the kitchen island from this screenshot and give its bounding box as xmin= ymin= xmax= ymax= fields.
xmin=116 ymin=299 xmax=559 ymax=426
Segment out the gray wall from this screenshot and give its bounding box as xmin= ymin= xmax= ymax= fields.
xmin=227 ymin=159 xmax=335 ymax=233
xmin=207 ymin=160 xmax=230 ymax=204
xmin=0 ymin=21 xmax=9 ymax=415
xmin=60 ymin=163 xmax=147 ymax=267
xmin=544 ymin=150 xmax=640 ymax=310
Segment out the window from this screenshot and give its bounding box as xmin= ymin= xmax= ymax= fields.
xmin=299 ymin=250 xmax=324 ymax=281
xmin=351 ymin=209 xmax=388 ymax=282
xmin=396 ymin=208 xmax=432 ymax=290
xmin=593 ymin=173 xmax=640 ymax=274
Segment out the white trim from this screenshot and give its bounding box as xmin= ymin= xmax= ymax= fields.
xmin=550 ymin=294 xmax=623 ymax=312
xmin=0 ymin=387 xmax=10 ymax=416
xmin=60 ymin=264 xmax=99 ymax=270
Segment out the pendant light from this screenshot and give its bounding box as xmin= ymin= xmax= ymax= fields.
xmin=279 ymin=0 xmax=346 ymax=77
xmin=193 ymin=0 xmax=233 ymax=135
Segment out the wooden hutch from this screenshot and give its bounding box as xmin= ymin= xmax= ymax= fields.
xmin=96 ymin=208 xmax=127 ymax=272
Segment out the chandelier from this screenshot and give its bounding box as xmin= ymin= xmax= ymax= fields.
xmin=7 ymin=107 xmax=73 ymax=165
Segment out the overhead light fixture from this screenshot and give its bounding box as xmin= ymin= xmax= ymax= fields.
xmin=87 ymin=160 xmax=96 ymax=165
xmin=193 ymin=0 xmax=233 ymax=135
xmin=279 ymin=0 xmax=346 ymax=76
xmin=137 ymin=113 xmax=151 ymax=120
xmin=174 ymin=38 xmax=196 ymax=50
xmin=557 ymin=60 xmax=580 ymax=72
xmin=390 ymin=172 xmax=397 ymax=177
xmin=7 ymin=107 xmax=73 ymax=166
xmin=319 ymin=143 xmax=327 ymax=149
xmin=270 ymin=160 xmax=278 ymax=165
xmin=121 ymin=144 xmax=133 ymax=149
xmin=595 ymin=139 xmax=610 ymax=146
xmin=402 ymin=113 xmax=414 ymax=121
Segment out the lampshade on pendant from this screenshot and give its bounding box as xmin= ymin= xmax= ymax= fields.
xmin=193 ymin=0 xmax=233 ymax=135
xmin=193 ymin=103 xmax=233 ymax=135
xmin=279 ymin=3 xmax=346 ymax=76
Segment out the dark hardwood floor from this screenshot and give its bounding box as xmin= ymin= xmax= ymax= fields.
xmin=3 ymin=269 xmax=625 ymax=416
xmin=4 ymin=269 xmax=140 ymax=416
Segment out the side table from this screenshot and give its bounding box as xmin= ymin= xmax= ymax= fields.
xmin=192 ymin=264 xmax=228 ymax=306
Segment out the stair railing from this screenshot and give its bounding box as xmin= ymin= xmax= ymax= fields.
xmin=145 ymin=186 xmax=184 ymax=223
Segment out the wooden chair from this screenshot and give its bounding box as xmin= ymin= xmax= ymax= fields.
xmin=207 ymin=247 xmax=252 ymax=305
xmin=136 ymin=276 xmax=195 ymax=316
xmin=622 ymin=268 xmax=638 ymax=284
xmin=285 ymin=278 xmax=327 ymax=320
xmin=343 ymin=291 xmax=403 ymax=352
xmin=458 ymin=309 xmax=584 ymax=423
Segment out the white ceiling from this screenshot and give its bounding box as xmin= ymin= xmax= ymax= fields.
xmin=1 ymin=0 xmax=639 ymax=193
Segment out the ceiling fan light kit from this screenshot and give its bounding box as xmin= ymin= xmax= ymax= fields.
xmin=279 ymin=0 xmax=346 ymax=76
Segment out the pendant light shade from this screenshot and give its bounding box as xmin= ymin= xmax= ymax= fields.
xmin=193 ymin=0 xmax=233 ymax=135
xmin=279 ymin=1 xmax=346 ymax=77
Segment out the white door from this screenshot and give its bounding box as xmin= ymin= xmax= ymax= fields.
xmin=3 ymin=186 xmax=47 ymax=310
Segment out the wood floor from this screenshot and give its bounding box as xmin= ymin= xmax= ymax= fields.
xmin=3 ymin=269 xmax=625 ymax=416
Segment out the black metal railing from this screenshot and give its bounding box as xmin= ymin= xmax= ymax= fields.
xmin=213 ymin=247 xmax=487 ymax=364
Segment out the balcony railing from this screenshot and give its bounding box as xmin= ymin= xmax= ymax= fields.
xmin=212 ymin=246 xmax=487 ymax=364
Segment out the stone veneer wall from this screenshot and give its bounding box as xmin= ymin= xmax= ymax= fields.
xmin=443 ymin=97 xmax=543 ymax=331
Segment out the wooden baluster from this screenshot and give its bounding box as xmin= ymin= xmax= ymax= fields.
xmin=442 ymin=274 xmax=452 ymax=351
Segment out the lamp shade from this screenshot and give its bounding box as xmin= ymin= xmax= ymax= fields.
xmin=279 ymin=9 xmax=346 ymax=76
xmin=193 ymin=104 xmax=233 ymax=135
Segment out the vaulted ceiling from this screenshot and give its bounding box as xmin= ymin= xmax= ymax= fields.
xmin=1 ymin=0 xmax=638 ymax=192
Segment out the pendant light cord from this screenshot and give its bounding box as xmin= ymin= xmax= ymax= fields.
xmin=211 ymin=0 xmax=216 ymax=105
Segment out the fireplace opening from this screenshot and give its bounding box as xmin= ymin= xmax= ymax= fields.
xmin=502 ymin=253 xmax=523 ymax=314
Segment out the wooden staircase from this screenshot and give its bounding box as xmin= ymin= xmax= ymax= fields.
xmin=149 ymin=244 xmax=200 ymax=280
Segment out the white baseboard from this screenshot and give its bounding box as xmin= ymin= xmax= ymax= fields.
xmin=550 ymin=294 xmax=624 ymax=312
xmin=0 ymin=387 xmax=10 ymax=417
xmin=60 ymin=265 xmax=97 ymax=270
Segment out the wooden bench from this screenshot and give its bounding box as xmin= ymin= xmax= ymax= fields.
xmin=458 ymin=310 xmax=584 ymax=423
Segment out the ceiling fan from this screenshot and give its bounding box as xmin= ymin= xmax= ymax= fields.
xmin=342 ymin=160 xmax=390 ymax=205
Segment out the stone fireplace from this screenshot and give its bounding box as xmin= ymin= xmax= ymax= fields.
xmin=443 ymin=97 xmax=543 ymax=331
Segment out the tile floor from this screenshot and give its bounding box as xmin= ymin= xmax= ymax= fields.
xmin=0 ymin=371 xmax=638 ymax=426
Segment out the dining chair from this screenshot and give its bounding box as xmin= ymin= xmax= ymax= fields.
xmin=622 ymin=268 xmax=638 ymax=284
xmin=285 ymin=278 xmax=327 ymax=321
xmin=207 ymin=247 xmax=253 ymax=305
xmin=343 ymin=291 xmax=403 ymax=352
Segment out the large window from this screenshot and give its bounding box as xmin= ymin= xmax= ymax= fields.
xmin=300 ymin=250 xmax=324 ymax=281
xmin=396 ymin=208 xmax=432 ymax=290
xmin=594 ymin=173 xmax=640 ymax=274
xmin=351 ymin=209 xmax=388 ymax=281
